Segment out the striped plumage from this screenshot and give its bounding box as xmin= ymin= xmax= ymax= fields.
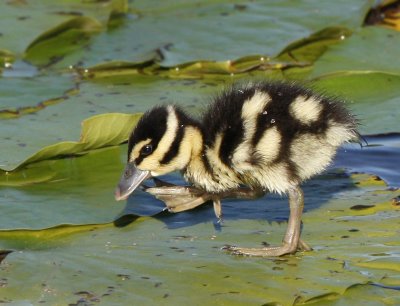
xmin=115 ymin=81 xmax=358 ymax=256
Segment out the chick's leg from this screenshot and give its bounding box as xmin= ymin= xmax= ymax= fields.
xmin=144 ymin=184 xmax=212 ymax=212
xmin=224 ymin=186 xmax=311 ymax=256
xmin=145 ymin=178 xmax=265 ymax=220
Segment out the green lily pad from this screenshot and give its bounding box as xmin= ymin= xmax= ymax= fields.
xmin=0 ymin=0 xmax=127 ymax=59
xmin=0 ymin=163 xmax=56 ymax=187
xmin=0 ymin=112 xmax=141 ymax=172
xmin=79 ymin=25 xmax=353 ymax=79
xmin=0 ymin=169 xmax=399 ymax=304
xmin=302 ymin=282 xmax=400 ymax=305
xmin=0 ymin=112 xmax=398 ymax=304
xmin=311 ymin=26 xmax=400 ymax=77
xmin=356 ymin=258 xmax=400 ymax=273
xmin=0 ymin=76 xmax=226 ymax=171
xmin=0 ymin=223 xmax=112 ymax=250
xmin=0 ymin=73 xmax=75 ymax=118
xmin=81 ymin=57 xmax=288 ymax=79
xmin=276 ymin=26 xmax=352 ymax=63
xmin=1 ymin=1 xmax=400 ymax=304
xmin=24 ymin=16 xmax=102 ymax=67
xmin=0 ymin=146 xmax=125 ymax=229
xmin=312 ymin=71 xmax=400 ymax=134
xmin=60 ymin=1 xmax=371 ymax=69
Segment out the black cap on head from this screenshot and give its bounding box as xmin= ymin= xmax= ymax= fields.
xmin=127 ymin=106 xmax=169 ymax=162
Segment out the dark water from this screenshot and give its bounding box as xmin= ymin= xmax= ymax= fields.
xmin=334 ymin=133 xmax=400 ymax=187
xmin=115 ymin=133 xmax=400 ymax=228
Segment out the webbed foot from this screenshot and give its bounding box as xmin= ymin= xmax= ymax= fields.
xmin=223 ymin=239 xmax=312 ymax=257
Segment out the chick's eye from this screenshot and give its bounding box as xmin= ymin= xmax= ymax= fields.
xmin=140 ymin=144 xmax=153 ymax=156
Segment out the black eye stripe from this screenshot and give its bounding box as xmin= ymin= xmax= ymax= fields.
xmin=135 ymin=141 xmax=158 ymax=166
xmin=160 ymin=124 xmax=184 ymax=165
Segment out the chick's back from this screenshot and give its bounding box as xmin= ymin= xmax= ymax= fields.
xmin=200 ymin=82 xmax=358 ymax=193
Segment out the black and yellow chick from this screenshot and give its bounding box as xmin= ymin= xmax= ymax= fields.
xmin=115 ymin=81 xmax=358 ymax=256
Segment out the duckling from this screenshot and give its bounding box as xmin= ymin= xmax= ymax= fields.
xmin=115 ymin=81 xmax=359 ymax=256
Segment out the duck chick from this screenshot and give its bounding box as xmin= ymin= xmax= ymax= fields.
xmin=115 ymin=81 xmax=359 ymax=256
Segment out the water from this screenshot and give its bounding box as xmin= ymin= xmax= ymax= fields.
xmin=334 ymin=133 xmax=400 ymax=187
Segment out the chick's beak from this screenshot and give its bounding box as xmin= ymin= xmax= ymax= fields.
xmin=115 ymin=163 xmax=151 ymax=201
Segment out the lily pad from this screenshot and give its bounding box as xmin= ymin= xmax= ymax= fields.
xmin=76 ymin=25 xmax=353 ymax=80
xmin=1 ymin=1 xmax=400 ymax=304
xmin=0 ymin=76 xmax=225 ymax=171
xmin=0 ymin=112 xmax=141 ymax=172
xmin=312 ymin=71 xmax=400 ymax=134
xmin=0 ymin=168 xmax=399 ymax=304
xmin=24 ymin=16 xmax=102 ymax=67
xmin=0 ymin=73 xmax=75 ymax=118
xmin=276 ymin=26 xmax=352 ymax=63
xmin=81 ymin=57 xmax=290 ymax=79
xmin=62 ymin=1 xmax=371 ymax=69
xmin=0 ymin=0 xmax=127 ymax=59
xmin=0 ymin=146 xmax=125 ymax=229
xmin=311 ymin=26 xmax=400 ymax=77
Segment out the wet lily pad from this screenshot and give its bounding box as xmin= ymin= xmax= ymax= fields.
xmin=0 ymin=73 xmax=75 ymax=118
xmin=0 ymin=112 xmax=141 ymax=172
xmin=1 ymin=1 xmax=400 ymax=305
xmin=0 ymin=168 xmax=399 ymax=304
xmin=312 ymin=72 xmax=400 ymax=134
xmin=78 ymin=26 xmax=353 ymax=79
xmin=0 ymin=77 xmax=223 ymax=171
xmin=24 ymin=16 xmax=102 ymax=67
xmin=276 ymin=26 xmax=352 ymax=63
xmin=311 ymin=26 xmax=400 ymax=77
xmin=0 ymin=146 xmax=124 ymax=229
xmin=48 ymin=1 xmax=371 ymax=69
xmin=0 ymin=0 xmax=127 ymax=59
